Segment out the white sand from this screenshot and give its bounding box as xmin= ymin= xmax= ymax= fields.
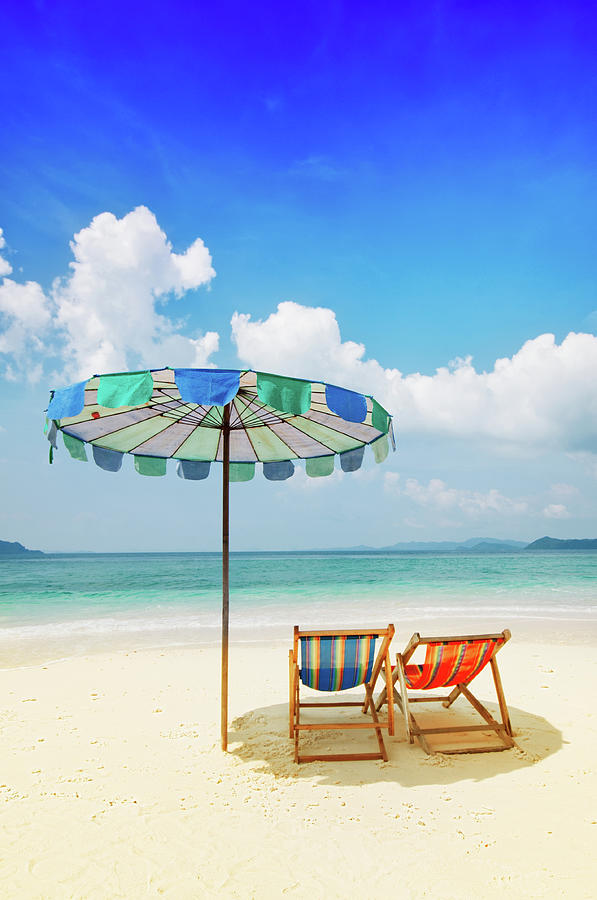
xmin=1 ymin=637 xmax=596 ymax=898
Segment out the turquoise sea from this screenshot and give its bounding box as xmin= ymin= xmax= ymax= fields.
xmin=1 ymin=550 xmax=596 ymax=665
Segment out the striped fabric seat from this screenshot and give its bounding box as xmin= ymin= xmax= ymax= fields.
xmin=374 ymin=630 xmax=514 ymax=755
xmin=300 ymin=634 xmax=379 ymax=692
xmin=403 ymin=637 xmax=505 ymax=691
xmin=290 ymin=626 xmax=395 ymax=763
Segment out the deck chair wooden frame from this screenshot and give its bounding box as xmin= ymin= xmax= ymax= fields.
xmin=289 ymin=625 xmax=395 ymax=763
xmin=375 ymin=630 xmax=514 ymax=754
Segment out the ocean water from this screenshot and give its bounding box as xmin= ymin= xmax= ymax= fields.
xmin=1 ymin=550 xmax=596 ymax=665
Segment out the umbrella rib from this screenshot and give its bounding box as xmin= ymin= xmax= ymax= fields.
xmin=241 ymin=400 xmax=299 ymax=459
xmin=239 ymin=386 xmax=357 ymax=430
xmin=120 ymin=415 xmax=208 ymax=456
xmin=80 ymin=392 xmax=183 ymax=419
xmin=146 ymin=390 xmax=223 ymax=426
xmin=232 ymin=394 xmax=270 ymax=429
xmin=63 ymin=407 xmax=168 ymax=442
xmin=236 ymin=392 xmax=292 ymax=428
xmin=237 ymin=395 xmax=334 ymax=456
xmin=232 ymin=397 xmax=260 ymax=460
xmin=300 ymin=410 xmax=373 ymax=442
xmin=258 ymin=422 xmax=297 ymax=459
xmin=179 ymin=405 xmax=223 ymax=427
xmin=161 ymin=419 xmax=209 ymax=459
xmin=271 ymin=416 xmax=338 ymax=456
xmin=60 ymin=403 xmax=208 ymax=447
xmin=148 ymin=396 xmax=210 ymax=424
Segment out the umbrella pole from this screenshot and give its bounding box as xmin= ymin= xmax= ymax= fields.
xmin=221 ymin=402 xmax=231 ymax=751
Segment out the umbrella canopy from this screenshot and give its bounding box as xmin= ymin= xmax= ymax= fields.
xmin=45 ymin=366 xmax=395 ymax=748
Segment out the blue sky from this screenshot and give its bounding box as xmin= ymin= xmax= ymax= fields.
xmin=1 ymin=1 xmax=597 ymax=551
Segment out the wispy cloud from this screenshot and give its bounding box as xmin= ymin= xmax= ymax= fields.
xmin=385 ymin=474 xmax=528 ymax=517
xmin=543 ymin=504 xmax=571 ymax=519
xmin=289 ymin=154 xmax=345 ymax=181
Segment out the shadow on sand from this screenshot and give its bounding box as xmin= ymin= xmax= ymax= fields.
xmin=229 ymin=698 xmax=563 ymax=787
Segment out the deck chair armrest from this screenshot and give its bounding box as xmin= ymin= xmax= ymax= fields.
xmin=366 ymin=625 xmax=395 ymax=691
xmin=401 ymin=632 xmax=421 ymax=665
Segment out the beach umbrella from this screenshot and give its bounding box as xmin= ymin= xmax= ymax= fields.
xmin=45 ymin=367 xmax=395 ymax=749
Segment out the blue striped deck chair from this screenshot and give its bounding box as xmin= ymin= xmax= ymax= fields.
xmin=289 ymin=625 xmax=395 ymax=763
xmin=375 ymin=630 xmax=514 ymax=754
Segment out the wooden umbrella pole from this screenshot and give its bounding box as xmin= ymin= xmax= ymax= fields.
xmin=221 ymin=402 xmax=231 ymax=751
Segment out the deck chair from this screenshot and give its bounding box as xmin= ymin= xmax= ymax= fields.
xmin=289 ymin=625 xmax=395 ymax=763
xmin=375 ymin=630 xmax=514 ymax=754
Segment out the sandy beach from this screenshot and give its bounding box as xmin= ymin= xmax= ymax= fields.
xmin=1 ymin=634 xmax=595 ymax=899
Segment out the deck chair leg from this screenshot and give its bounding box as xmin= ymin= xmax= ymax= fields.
xmin=362 ymin=685 xmax=372 ymax=715
xmin=364 ymin=682 xmax=388 ymax=762
xmin=385 ymin=652 xmax=394 ymax=736
xmin=289 ymin=651 xmax=295 ymax=739
xmin=443 ymin=684 xmax=462 ymax=708
xmin=375 ymin=684 xmax=387 ymax=711
xmin=376 ymin=660 xmax=399 ymax=712
xmin=490 ymin=657 xmax=513 ymax=737
xmin=294 ymin=677 xmax=300 ymax=763
xmin=459 ymin=684 xmax=514 ymax=749
xmin=395 ymin=654 xmax=412 ymax=743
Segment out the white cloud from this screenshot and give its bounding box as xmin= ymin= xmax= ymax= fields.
xmin=53 ymin=206 xmax=217 ymax=379
xmin=385 ymin=474 xmax=528 ymax=517
xmin=0 ymin=208 xmax=218 ymax=383
xmin=231 ymin=301 xmax=394 ymax=387
xmin=543 ymin=503 xmax=571 ymax=519
xmin=232 ymin=301 xmax=597 ymax=455
xmin=0 ymin=228 xmax=12 ymax=277
xmin=550 ymin=483 xmax=579 ymax=498
xmin=0 ymin=279 xmax=53 ymax=382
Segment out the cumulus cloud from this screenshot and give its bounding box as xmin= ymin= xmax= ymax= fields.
xmin=231 ymin=301 xmax=597 ymax=455
xmin=53 ymin=206 xmax=217 ymax=379
xmin=0 ymin=208 xmax=218 ymax=383
xmin=231 ymin=301 xmax=394 ymax=387
xmin=385 ymin=474 xmax=528 ymax=517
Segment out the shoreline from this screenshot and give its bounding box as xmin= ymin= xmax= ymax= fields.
xmin=2 ymin=611 xmax=597 ymax=670
xmin=1 ymin=637 xmax=596 ymax=896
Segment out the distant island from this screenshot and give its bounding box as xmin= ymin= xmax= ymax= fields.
xmin=381 ymin=537 xmax=527 ymax=552
xmin=4 ymin=536 xmax=597 ymax=557
xmin=0 ymin=540 xmax=44 ymax=558
xmin=340 ymin=537 xmax=526 ymax=553
xmin=337 ymin=536 xmax=597 ymax=553
xmin=526 ymin=536 xmax=597 ymax=551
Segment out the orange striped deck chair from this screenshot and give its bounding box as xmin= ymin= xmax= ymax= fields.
xmin=375 ymin=630 xmax=514 ymax=754
xmin=289 ymin=625 xmax=395 ymax=763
